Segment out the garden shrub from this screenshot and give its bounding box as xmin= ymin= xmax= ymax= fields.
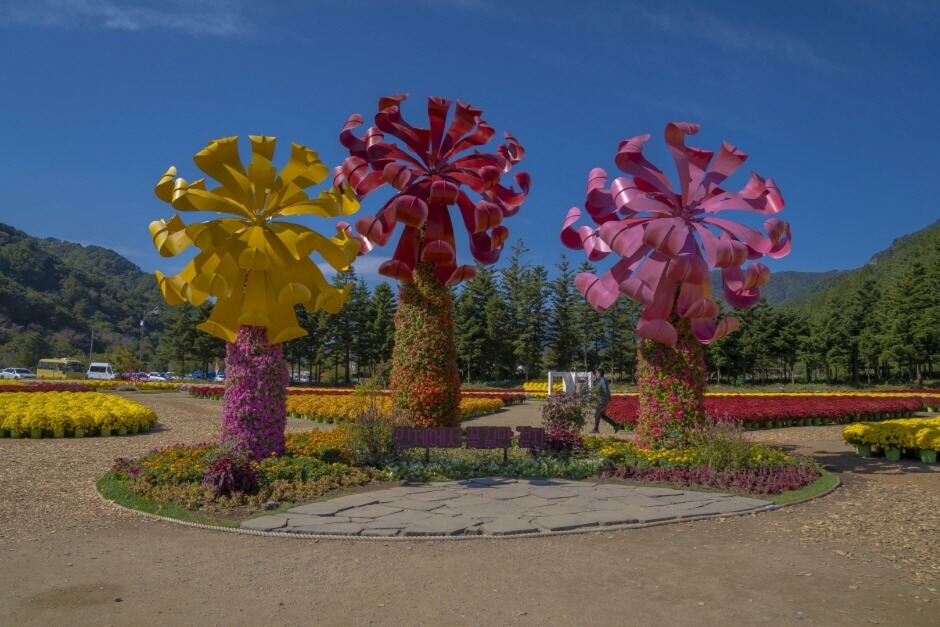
xmin=201 ymin=445 xmax=261 ymax=497
xmin=540 ymin=393 xmax=587 ymax=432
xmin=539 ymin=393 xmax=590 ymax=455
xmin=341 ymin=405 xmax=407 ymax=468
xmin=685 ymin=418 xmax=756 ymax=472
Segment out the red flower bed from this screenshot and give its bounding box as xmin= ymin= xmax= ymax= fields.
xmin=607 ymin=395 xmax=927 ymax=428
xmin=0 ymin=382 xmax=93 ymax=393
xmin=189 ymin=385 xmax=225 ymax=399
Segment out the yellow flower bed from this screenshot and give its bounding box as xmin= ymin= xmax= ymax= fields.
xmin=522 ymin=380 xmax=564 ymax=399
xmin=591 ymin=438 xmax=791 ymax=467
xmin=458 ymin=397 xmax=503 ymax=417
xmin=842 ymin=417 xmax=940 ymax=451
xmin=286 ymin=394 xmax=503 ymax=422
xmin=0 ymin=392 xmax=158 ymax=434
xmin=284 ymin=429 xmax=348 ymax=456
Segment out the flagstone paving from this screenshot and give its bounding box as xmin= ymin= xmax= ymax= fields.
xmin=240 ymin=477 xmax=774 ymax=537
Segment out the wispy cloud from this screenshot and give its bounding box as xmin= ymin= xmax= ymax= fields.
xmin=396 ymin=0 xmax=495 ymax=10
xmin=842 ymin=0 xmax=940 ymax=29
xmin=317 ymin=253 xmax=394 ymax=288
xmin=0 ymin=0 xmax=251 ymax=36
xmin=621 ymin=1 xmax=835 ymax=72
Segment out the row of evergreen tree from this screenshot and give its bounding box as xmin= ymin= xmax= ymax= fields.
xmin=7 ymin=235 xmax=934 ymax=387
xmin=152 ymin=240 xmax=936 ymax=386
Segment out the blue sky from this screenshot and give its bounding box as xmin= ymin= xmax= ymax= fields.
xmin=1 ymin=0 xmax=938 ymax=287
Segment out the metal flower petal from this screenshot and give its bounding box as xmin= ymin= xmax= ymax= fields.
xmin=338 ymin=95 xmax=529 ymax=285
xmin=562 ymin=122 xmax=791 ymax=346
xmin=150 ymin=136 xmax=361 ymax=344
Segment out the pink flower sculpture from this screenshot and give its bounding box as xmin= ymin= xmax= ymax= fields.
xmin=561 ymin=122 xmax=791 ymax=346
xmin=338 ymin=94 xmax=531 ymax=285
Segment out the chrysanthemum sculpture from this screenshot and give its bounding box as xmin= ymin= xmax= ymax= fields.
xmin=151 ymin=136 xmax=361 ymax=458
xmin=562 ymin=122 xmax=790 ymax=447
xmin=339 ymin=95 xmax=530 ymax=426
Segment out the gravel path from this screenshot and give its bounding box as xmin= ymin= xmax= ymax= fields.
xmin=0 ymin=392 xmax=937 ymax=625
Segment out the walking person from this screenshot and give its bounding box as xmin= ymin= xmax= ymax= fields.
xmin=590 ymin=368 xmax=621 ymax=433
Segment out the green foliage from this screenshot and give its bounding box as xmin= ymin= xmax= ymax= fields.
xmin=686 ymin=420 xmax=765 ymax=472
xmin=391 ymin=262 xmax=461 ymax=427
xmin=546 ymin=254 xmax=582 ymax=371
xmin=0 ymin=223 xmax=164 ymax=368
xmin=539 ymin=392 xmax=588 ymax=432
xmin=341 ymin=373 xmax=406 ymax=467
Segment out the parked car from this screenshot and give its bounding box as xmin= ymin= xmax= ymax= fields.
xmin=1 ymin=367 xmax=37 ymax=380
xmin=213 ymin=371 xmax=225 ymax=382
xmin=147 ymin=372 xmax=167 ymax=382
xmin=120 ymin=372 xmax=144 ymax=382
xmin=86 ymin=362 xmax=116 ymax=380
xmin=162 ymin=372 xmax=180 ymax=381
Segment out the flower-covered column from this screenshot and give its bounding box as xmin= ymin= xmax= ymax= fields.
xmin=561 ymin=122 xmax=790 ymax=449
xmin=150 ymin=136 xmax=362 ymax=461
xmin=219 ymin=325 xmax=290 ymax=458
xmin=391 ymin=262 xmax=461 ymax=427
xmin=635 ymin=316 xmax=706 ymax=448
xmin=338 ymin=95 xmax=529 ymax=427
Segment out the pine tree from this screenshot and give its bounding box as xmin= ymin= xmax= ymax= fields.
xmin=368 ymin=282 xmax=396 ymax=374
xmin=601 ymin=296 xmax=640 ymax=382
xmin=546 ymin=255 xmax=581 ymax=371
xmin=880 ymin=260 xmax=932 ymax=383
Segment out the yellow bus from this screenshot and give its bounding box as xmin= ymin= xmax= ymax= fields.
xmin=36 ymin=358 xmax=86 ymax=380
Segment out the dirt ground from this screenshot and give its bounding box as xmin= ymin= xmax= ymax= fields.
xmin=1 ymin=393 xmax=937 ymax=626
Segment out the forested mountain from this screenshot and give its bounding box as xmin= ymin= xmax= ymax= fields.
xmin=0 ymin=223 xmax=165 ymax=370
xmin=779 ymin=219 xmax=940 ymax=384
xmin=708 ymin=269 xmax=848 ymax=306
xmin=795 ymin=219 xmax=940 ymax=310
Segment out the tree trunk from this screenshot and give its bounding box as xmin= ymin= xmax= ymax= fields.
xmin=635 ymin=315 xmax=706 ymax=449
xmin=391 ymin=262 xmax=461 ymax=427
xmin=219 ymin=325 xmax=289 ymax=460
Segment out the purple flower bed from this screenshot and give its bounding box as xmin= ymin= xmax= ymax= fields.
xmin=601 ymin=461 xmax=820 ymax=496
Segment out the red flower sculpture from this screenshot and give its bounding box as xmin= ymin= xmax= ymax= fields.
xmin=561 ymin=122 xmax=791 ymax=346
xmin=338 ymin=94 xmax=530 ymax=285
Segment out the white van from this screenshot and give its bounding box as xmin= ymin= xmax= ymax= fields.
xmin=86 ymin=362 xmax=116 ymax=380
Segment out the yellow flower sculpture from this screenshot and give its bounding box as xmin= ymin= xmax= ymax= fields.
xmin=151 ymin=136 xmax=361 ymax=343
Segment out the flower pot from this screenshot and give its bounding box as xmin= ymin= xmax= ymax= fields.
xmin=53 ymin=429 xmax=65 ymax=438
xmin=30 ymin=428 xmax=43 ymax=439
xmin=117 ymin=426 xmax=127 ymax=436
xmin=884 ymin=447 xmax=901 ymax=461
xmin=100 ymin=428 xmax=112 ymax=437
xmin=130 ymin=425 xmax=139 ymax=434
xmin=10 ymin=429 xmax=22 ymax=439
xmin=813 ymin=418 xmax=823 ymax=426
xmin=920 ymin=449 xmax=937 ymax=464
xmin=0 ymin=429 xmax=7 ymax=438
xmin=855 ymin=444 xmax=872 ymax=458
xmin=73 ymin=428 xmax=85 ymax=438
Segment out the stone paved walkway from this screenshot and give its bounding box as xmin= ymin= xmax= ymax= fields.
xmin=241 ymin=478 xmax=774 ymax=538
